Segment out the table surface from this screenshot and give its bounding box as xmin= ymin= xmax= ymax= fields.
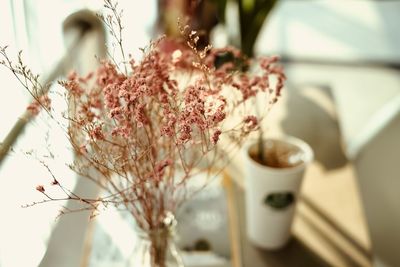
xmin=81 ymin=170 xmax=371 ymax=267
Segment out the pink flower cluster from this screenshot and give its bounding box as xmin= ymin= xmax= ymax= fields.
xmin=1 ymin=1 xmax=285 ymax=233
xmin=27 ymin=95 xmax=51 ymax=116
xmin=18 ymin=32 xmax=285 ymax=230
xmin=58 ymin=36 xmax=285 ymax=193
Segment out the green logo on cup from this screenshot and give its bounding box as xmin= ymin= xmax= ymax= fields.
xmin=264 ymin=192 xmax=295 ymax=209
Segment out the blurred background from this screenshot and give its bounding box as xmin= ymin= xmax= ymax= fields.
xmin=0 ymin=0 xmax=399 ymax=266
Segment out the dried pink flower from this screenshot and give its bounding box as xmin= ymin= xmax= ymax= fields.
xmin=244 ymin=115 xmax=258 ymax=131
xmin=211 ymin=129 xmax=222 ymax=145
xmin=36 ymin=185 xmax=45 ymax=193
xmin=27 ymin=95 xmax=51 ymax=116
xmin=60 ymin=71 xmax=84 ymax=97
xmin=88 ymin=125 xmax=105 ymax=140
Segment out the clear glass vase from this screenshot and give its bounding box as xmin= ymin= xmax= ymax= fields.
xmin=127 ymin=213 xmax=184 ymax=267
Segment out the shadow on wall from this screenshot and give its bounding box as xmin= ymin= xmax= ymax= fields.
xmin=281 ymin=84 xmax=347 ymax=170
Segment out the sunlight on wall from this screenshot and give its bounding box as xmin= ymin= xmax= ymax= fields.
xmin=255 ymin=1 xmax=400 ymax=62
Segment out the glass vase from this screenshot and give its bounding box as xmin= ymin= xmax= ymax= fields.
xmin=127 ymin=213 xmax=184 ymax=267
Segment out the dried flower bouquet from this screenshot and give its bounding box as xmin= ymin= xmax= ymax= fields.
xmin=0 ymin=0 xmax=285 ymax=254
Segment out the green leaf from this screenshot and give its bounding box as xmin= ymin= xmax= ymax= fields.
xmin=242 ymin=0 xmax=255 ymax=13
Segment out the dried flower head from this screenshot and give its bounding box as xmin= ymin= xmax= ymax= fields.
xmin=36 ymin=185 xmax=45 ymax=193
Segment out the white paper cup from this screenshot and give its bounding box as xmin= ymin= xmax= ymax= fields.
xmin=243 ymin=136 xmax=313 ymax=249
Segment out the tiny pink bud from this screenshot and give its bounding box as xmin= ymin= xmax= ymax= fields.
xmin=36 ymin=185 xmax=45 ymax=193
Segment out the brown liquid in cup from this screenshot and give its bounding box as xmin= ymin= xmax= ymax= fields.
xmin=249 ymin=139 xmax=304 ymax=168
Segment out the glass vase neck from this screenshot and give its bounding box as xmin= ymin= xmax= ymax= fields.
xmin=128 ymin=213 xmax=184 ymax=267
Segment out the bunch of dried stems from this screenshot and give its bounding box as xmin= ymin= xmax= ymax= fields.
xmin=0 ymin=0 xmax=285 ymax=234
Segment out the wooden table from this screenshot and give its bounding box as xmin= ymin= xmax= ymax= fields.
xmin=82 ymin=168 xmax=371 ymax=267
